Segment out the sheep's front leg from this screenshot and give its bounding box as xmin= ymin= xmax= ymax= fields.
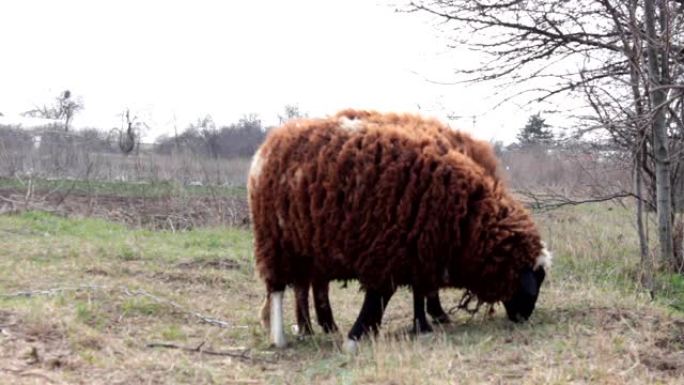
xmin=294 ymin=284 xmax=314 ymax=335
xmin=426 ymin=291 xmax=450 ymax=324
xmin=313 ymin=281 xmax=338 ymax=333
xmin=412 ymin=291 xmax=433 ymax=334
xmin=345 ymin=289 xmax=393 ymax=352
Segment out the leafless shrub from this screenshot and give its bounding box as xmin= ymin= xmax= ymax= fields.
xmin=501 ymin=143 xmax=632 ymax=198
xmin=0 ymin=125 xmax=34 ymax=178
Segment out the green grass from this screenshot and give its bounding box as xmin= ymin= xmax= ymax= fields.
xmin=0 ymin=177 xmax=247 ymax=198
xmin=0 ymin=206 xmax=682 ymax=384
xmin=658 ymin=273 xmax=684 ymax=311
xmin=0 ymin=210 xmax=252 ymax=263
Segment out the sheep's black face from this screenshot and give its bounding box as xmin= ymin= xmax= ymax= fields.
xmin=503 ymin=266 xmax=545 ymax=322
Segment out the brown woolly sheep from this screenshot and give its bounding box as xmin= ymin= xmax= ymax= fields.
xmin=248 ymin=112 xmax=550 ymax=349
xmin=264 ymin=110 xmax=505 ymax=336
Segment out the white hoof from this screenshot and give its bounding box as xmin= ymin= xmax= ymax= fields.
xmin=343 ymin=338 xmax=358 ymax=354
xmin=273 ymin=337 xmax=286 ymax=348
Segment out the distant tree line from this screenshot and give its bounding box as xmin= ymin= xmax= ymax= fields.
xmin=0 ymin=124 xmax=118 ymax=154
xmin=22 ymin=90 xmax=84 ymax=132
xmin=0 ymin=116 xmax=267 ymax=160
xmin=152 ymin=104 xmax=305 ymax=158
xmin=153 ymin=114 xmax=267 ymax=159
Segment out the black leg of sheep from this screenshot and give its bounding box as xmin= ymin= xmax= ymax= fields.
xmin=312 ymin=281 xmax=338 ymax=333
xmin=307 ymin=285 xmax=449 ymax=333
xmin=426 ymin=292 xmax=450 ymax=324
xmin=306 ymin=282 xmax=446 ymax=336
xmin=344 ymin=289 xmax=394 ymax=352
xmin=294 ymin=283 xmax=314 ymax=335
xmin=412 ymin=291 xmax=433 ymax=334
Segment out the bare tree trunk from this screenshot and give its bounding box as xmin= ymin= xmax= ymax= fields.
xmin=635 ymin=150 xmax=653 ymax=296
xmin=645 ymin=0 xmax=674 ymax=268
xmin=64 ymin=113 xmax=72 ymax=132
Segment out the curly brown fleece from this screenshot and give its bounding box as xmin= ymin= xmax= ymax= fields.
xmin=249 ymin=111 xmax=542 ymax=302
xmin=334 ymin=109 xmax=500 ymax=179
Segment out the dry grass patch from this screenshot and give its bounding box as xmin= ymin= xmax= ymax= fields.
xmin=0 ymin=205 xmax=682 ymax=384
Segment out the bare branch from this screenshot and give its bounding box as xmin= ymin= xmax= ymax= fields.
xmin=145 ymin=341 xmax=264 ymax=362
xmin=517 ymin=189 xmax=636 ymax=212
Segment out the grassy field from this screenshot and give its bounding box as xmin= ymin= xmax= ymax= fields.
xmin=0 ymin=205 xmax=683 ymax=384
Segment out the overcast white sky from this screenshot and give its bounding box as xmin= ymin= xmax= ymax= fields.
xmin=0 ymin=0 xmax=536 ymax=143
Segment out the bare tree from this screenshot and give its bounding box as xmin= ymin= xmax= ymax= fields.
xmin=409 ymin=0 xmax=684 ymax=273
xmin=22 ymin=90 xmax=83 ymax=131
xmin=111 ymin=109 xmax=144 ymax=155
xmin=645 ymin=0 xmax=674 ymax=269
xmin=278 ymin=104 xmax=306 ymax=124
xmin=57 ymin=90 xmax=82 ymax=132
xmin=196 ymin=115 xmax=219 ymax=159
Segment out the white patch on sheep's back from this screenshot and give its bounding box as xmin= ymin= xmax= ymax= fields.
xmin=339 ymin=116 xmax=364 ymax=132
xmin=535 ymin=243 xmax=553 ymax=270
xmin=270 ymin=291 xmax=286 ymax=348
xmin=249 ymin=147 xmax=267 ymax=185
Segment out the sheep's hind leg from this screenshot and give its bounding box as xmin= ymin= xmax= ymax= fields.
xmin=270 ymin=289 xmax=287 ymax=348
xmin=294 ymin=284 xmax=314 ymax=336
xmin=344 ymin=289 xmax=393 ymax=353
xmin=259 ymin=294 xmax=271 ymax=330
xmin=313 ymin=281 xmax=338 ymax=333
xmin=412 ymin=290 xmax=433 ymax=334
xmin=426 ymin=291 xmax=450 ymax=324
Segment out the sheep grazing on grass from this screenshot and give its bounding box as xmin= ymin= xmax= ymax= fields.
xmin=262 ymin=109 xmax=505 ymax=336
xmin=248 ymin=111 xmax=551 ymax=349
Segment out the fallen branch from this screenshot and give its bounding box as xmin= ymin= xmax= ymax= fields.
xmin=120 ymin=287 xmax=244 ymax=329
xmin=146 ymin=341 xmax=277 ymax=365
xmin=1 ymin=285 xmax=104 ymax=298
xmin=447 ymin=291 xmax=496 ymax=319
xmin=0 ymin=367 xmax=63 ymax=384
xmin=146 ymin=341 xmax=252 ymax=359
xmin=0 ymin=195 xmax=24 ymax=205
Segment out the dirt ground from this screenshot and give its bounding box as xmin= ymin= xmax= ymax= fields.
xmin=0 ymin=188 xmax=250 ymax=230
